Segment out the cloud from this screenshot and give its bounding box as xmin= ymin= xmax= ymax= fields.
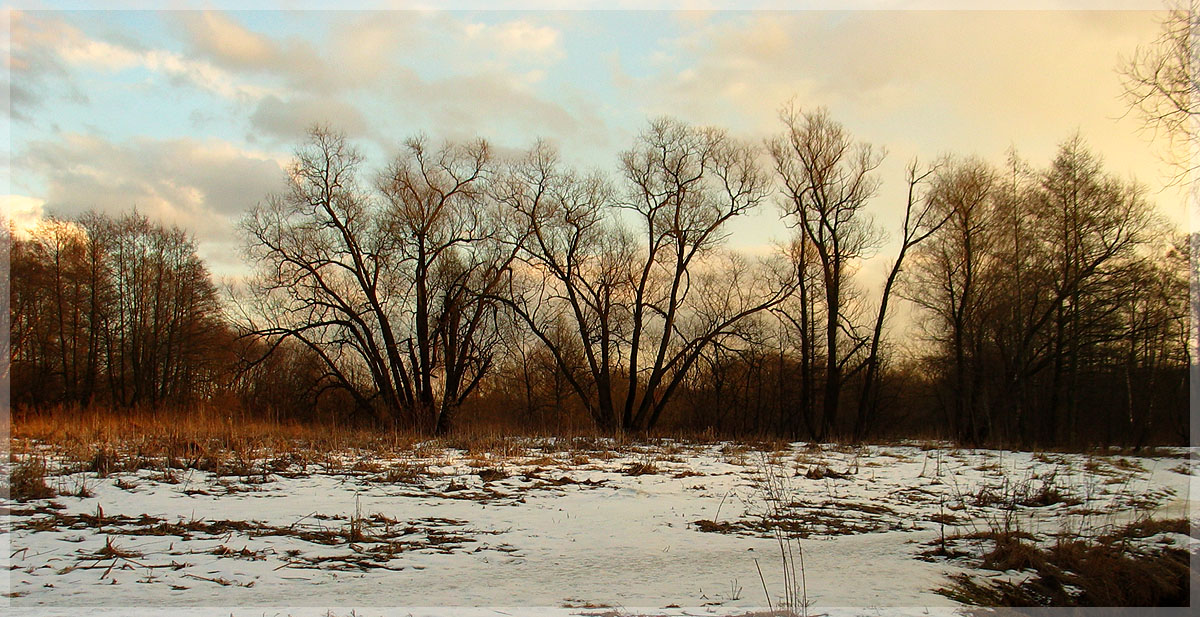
xmin=168 ymin=11 xmax=589 ymax=146
xmin=461 ymin=19 xmax=564 ymax=60
xmin=16 ymin=134 xmax=287 ymax=242
xmin=175 ymin=11 xmax=347 ymax=93
xmin=399 ymin=71 xmax=587 ymax=138
xmin=620 ymin=11 xmax=1182 ymax=220
xmin=174 ymin=11 xmax=567 ymax=89
xmin=178 ymin=11 xmax=278 ymax=70
xmin=609 ymin=9 xmax=1188 ymax=309
xmin=8 ymin=11 xmax=88 ymax=120
xmin=250 ymin=95 xmax=370 ymax=140
xmin=11 ymin=11 xmax=274 ymax=109
xmin=626 ymin=11 xmax=1160 ymax=142
xmin=2 ymin=195 xmax=47 ymax=236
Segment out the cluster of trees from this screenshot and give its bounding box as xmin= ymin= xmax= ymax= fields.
xmin=7 ymin=109 xmax=1192 ymax=447
xmin=905 ymin=143 xmax=1189 ymax=446
xmin=228 ymin=111 xmax=1187 ymax=445
xmin=9 ymin=213 xmax=225 ymax=408
xmin=234 ymin=120 xmax=793 ymax=434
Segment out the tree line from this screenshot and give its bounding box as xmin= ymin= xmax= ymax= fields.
xmin=10 ymin=213 xmax=225 ymax=408
xmin=8 ymin=109 xmax=1191 ymax=447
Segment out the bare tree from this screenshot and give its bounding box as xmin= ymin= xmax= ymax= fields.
xmin=903 ymin=139 xmax=1163 ymax=446
xmin=1121 ymin=0 xmax=1199 ymax=182
xmin=239 ymin=126 xmax=512 ymax=433
xmin=492 ymin=140 xmax=628 ymax=429
xmin=618 ymin=118 xmax=786 ymax=431
xmin=1113 ymin=239 xmax=1190 ymax=446
xmin=769 ymin=106 xmax=883 ymax=440
xmin=500 ymin=120 xmax=790 ymax=432
xmin=852 ymin=159 xmax=948 ymax=441
xmin=239 ymin=127 xmax=389 ymax=421
xmin=1036 ymin=135 xmax=1158 ymax=444
xmin=378 ymin=135 xmax=518 ymax=434
xmin=771 ymin=234 xmax=826 ymax=439
xmin=902 ymin=158 xmax=997 ymax=443
xmin=10 ymin=212 xmax=221 ymax=409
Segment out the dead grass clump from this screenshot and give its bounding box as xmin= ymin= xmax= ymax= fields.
xmin=65 ymin=478 xmax=94 ymax=498
xmin=979 ymin=532 xmax=1045 ymax=572
xmin=1020 ymin=481 xmax=1081 ymax=508
xmin=1031 ymin=452 xmax=1056 ymax=464
xmin=376 ymin=461 xmax=428 ymax=484
xmin=940 ymin=520 xmax=1195 ymax=606
xmin=522 ymin=455 xmax=559 ymax=467
xmin=10 ymin=457 xmax=57 ymax=501
xmin=88 ymin=447 xmax=120 ymax=476
xmin=1110 ymin=517 xmax=1193 ymax=540
xmin=267 ymin=452 xmax=310 ymax=474
xmin=1109 ymin=457 xmax=1147 ymax=473
xmin=693 ymin=519 xmax=738 ymax=533
xmin=1167 ymin=463 xmax=1193 ymax=475
xmin=928 ymin=512 xmax=963 ymax=526
xmin=802 ymin=465 xmax=849 ymax=480
xmin=444 ymin=433 xmax=528 ymax=458
xmin=476 ymin=468 xmax=508 ymax=483
xmin=623 ymin=460 xmax=659 ymax=476
xmin=971 ymin=473 xmax=1079 ymax=509
xmin=943 ymin=542 xmax=1192 ymax=606
xmin=96 ymin=536 xmax=141 ymax=559
xmin=1082 ymin=458 xmax=1110 ymax=474
xmin=350 ymin=459 xmax=382 ymax=474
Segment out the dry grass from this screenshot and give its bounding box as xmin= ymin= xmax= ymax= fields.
xmin=12 ymin=406 xmax=426 ymax=460
xmin=623 ymin=459 xmax=660 ymax=476
xmin=9 ymin=456 xmax=57 ymax=501
xmin=9 ymin=406 xmax=735 ymax=494
xmin=938 ymin=519 xmax=1195 ymax=606
xmin=11 ymin=406 xmax=738 ymax=470
xmin=6 ymin=503 xmax=497 ymax=573
xmin=8 ymin=407 xmax=586 ymax=476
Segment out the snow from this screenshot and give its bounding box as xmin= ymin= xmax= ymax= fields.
xmin=2 ymin=441 xmax=1195 ymax=616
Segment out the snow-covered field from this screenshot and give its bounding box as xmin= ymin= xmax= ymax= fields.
xmin=2 ymin=439 xmax=1196 ymax=616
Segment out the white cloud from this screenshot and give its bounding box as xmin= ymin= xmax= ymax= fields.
xmin=181 ymin=11 xmax=277 ymax=69
xmin=17 ymin=134 xmax=287 ymax=242
xmin=463 ymin=19 xmax=563 ymax=59
xmin=2 ymin=195 xmax=47 ymax=236
xmin=167 ymin=11 xmax=589 ymax=147
xmin=12 ymin=11 xmax=274 ymax=104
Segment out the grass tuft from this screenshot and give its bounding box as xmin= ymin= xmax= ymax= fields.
xmin=10 ymin=457 xmax=57 ymax=501
xmin=939 ymin=519 xmax=1196 ymax=606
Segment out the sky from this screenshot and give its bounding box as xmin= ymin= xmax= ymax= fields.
xmin=3 ymin=2 xmax=1191 ymax=288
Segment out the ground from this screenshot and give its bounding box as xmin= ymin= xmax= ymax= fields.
xmin=2 ymin=438 xmax=1196 ymax=616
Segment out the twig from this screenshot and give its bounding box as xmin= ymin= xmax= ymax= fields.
xmin=754 ymin=557 xmax=773 ymax=613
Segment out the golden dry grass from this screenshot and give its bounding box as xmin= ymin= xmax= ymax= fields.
xmin=8 ymin=405 xmax=775 ymax=475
